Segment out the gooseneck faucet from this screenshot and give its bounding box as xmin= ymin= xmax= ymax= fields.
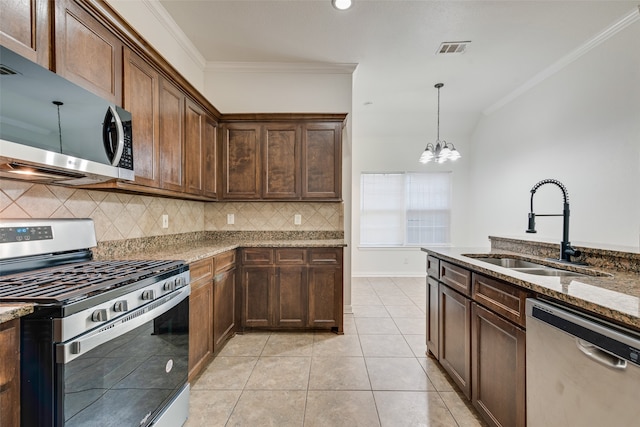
xmin=526 ymin=179 xmax=582 ymax=263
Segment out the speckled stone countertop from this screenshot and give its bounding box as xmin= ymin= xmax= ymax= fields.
xmin=0 ymin=303 xmax=34 ymax=324
xmin=422 ymin=242 xmax=640 ymax=332
xmin=93 ymin=231 xmax=346 ymax=264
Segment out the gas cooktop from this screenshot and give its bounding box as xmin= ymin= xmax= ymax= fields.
xmin=0 ymin=259 xmax=185 ymax=303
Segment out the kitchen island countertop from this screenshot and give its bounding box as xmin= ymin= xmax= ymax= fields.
xmin=422 ymin=246 xmax=640 ymax=332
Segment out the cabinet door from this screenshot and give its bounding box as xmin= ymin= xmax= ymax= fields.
xmin=426 ymin=277 xmax=439 ymax=358
xmin=276 ymin=266 xmax=307 ymax=327
xmin=123 ymin=48 xmax=160 ymax=188
xmin=159 ymin=79 xmax=184 ymax=192
xmin=0 ymin=319 xmax=20 ymax=427
xmin=242 ymin=266 xmax=274 ymax=327
xmin=184 ymin=98 xmax=204 ymax=195
xmin=202 ymin=117 xmax=219 ymax=199
xmin=302 ymin=122 xmax=342 ymax=200
xmin=308 ymin=266 xmax=343 ymax=332
xmin=54 ymin=0 xmax=122 ymax=103
xmin=263 ymin=123 xmax=301 ymax=199
xmin=189 ymin=280 xmax=213 ymax=381
xmin=0 ymin=0 xmax=50 ymax=67
xmin=472 ymin=303 xmax=526 ymax=427
xmin=439 ymin=283 xmax=471 ymax=399
xmin=222 ymin=123 xmax=261 ymax=199
xmin=214 ymin=268 xmax=236 ymax=350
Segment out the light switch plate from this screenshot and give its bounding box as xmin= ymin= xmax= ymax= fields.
xmin=162 ymin=214 xmax=169 ymax=229
xmin=227 ymin=213 xmax=235 ymax=225
xmin=294 ymin=214 xmax=302 ymax=225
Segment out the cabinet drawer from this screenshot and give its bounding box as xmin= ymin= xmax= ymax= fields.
xmin=440 ymin=261 xmax=471 ymax=296
xmin=309 ymin=248 xmax=342 ymax=265
xmin=190 ymin=257 xmax=214 ymax=285
xmin=427 ymin=255 xmax=440 ymax=279
xmin=241 ymin=248 xmax=274 ymax=265
xmin=472 ymin=273 xmax=529 ymax=327
xmin=275 ymin=248 xmax=306 ymax=264
xmin=215 ymin=250 xmax=236 ymax=274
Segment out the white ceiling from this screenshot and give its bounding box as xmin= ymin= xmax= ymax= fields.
xmin=157 ymin=0 xmax=638 ymax=138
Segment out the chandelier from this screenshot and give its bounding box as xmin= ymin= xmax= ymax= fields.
xmin=419 ymin=83 xmax=461 ymax=164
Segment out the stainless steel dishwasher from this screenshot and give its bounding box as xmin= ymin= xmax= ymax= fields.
xmin=526 ymin=298 xmax=640 ymax=427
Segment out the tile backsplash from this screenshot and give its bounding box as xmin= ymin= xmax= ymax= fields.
xmin=0 ymin=181 xmax=344 ymax=242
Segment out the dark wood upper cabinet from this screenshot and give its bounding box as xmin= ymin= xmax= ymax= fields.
xmin=0 ymin=0 xmax=50 ymax=68
xmin=184 ymin=98 xmax=204 ymax=195
xmin=185 ymin=98 xmax=219 ymax=197
xmin=158 ymin=79 xmax=184 ymax=192
xmin=263 ymin=123 xmax=301 ymax=199
xmin=302 ymin=122 xmax=342 ymax=200
xmin=202 ymin=117 xmax=219 ymax=199
xmin=54 ymin=0 xmax=123 ymax=104
xmin=222 ymin=123 xmax=262 ymax=199
xmin=123 ymin=47 xmax=161 ymax=188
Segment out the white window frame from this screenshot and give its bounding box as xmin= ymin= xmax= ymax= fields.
xmin=359 ymin=172 xmax=452 ymax=248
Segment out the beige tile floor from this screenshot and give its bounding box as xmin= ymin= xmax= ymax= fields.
xmin=186 ymin=277 xmax=487 ymax=426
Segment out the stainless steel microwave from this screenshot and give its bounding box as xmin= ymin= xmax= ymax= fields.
xmin=0 ymin=45 xmax=134 ymax=185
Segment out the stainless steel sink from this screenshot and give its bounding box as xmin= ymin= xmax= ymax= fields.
xmin=510 ymin=267 xmax=585 ymax=277
xmin=469 ymin=257 xmax=546 ymax=269
xmin=464 ymin=255 xmax=589 ymax=277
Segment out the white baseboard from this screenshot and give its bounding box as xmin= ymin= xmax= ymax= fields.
xmin=351 ymin=273 xmax=425 ymax=278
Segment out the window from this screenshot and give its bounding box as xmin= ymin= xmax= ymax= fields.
xmin=360 ymin=172 xmax=451 ymax=246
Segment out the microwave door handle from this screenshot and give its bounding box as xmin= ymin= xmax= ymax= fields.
xmin=103 ymin=105 xmax=125 ymax=166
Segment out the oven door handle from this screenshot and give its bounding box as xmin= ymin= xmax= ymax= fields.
xmin=56 ymin=286 xmax=190 ymax=364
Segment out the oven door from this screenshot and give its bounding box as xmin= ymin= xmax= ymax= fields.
xmin=56 ymin=287 xmax=189 ymax=427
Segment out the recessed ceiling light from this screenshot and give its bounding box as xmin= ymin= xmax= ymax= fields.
xmin=332 ymin=0 xmax=352 ymax=11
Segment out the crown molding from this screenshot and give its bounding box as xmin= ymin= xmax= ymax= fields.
xmin=143 ymin=0 xmax=206 ymax=70
xmin=484 ymin=6 xmax=640 ymax=116
xmin=205 ymin=61 xmax=358 ymax=74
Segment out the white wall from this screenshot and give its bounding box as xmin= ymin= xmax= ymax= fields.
xmin=467 ymin=20 xmax=640 ymax=249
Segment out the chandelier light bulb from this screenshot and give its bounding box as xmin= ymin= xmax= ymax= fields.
xmin=332 ymin=0 xmax=352 ymax=10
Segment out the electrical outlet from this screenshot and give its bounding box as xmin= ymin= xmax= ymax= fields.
xmin=162 ymin=214 xmax=169 ymax=229
xmin=294 ymin=214 xmax=302 ymax=225
xmin=227 ymin=213 xmax=235 ymax=225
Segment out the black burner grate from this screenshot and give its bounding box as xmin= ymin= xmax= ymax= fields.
xmin=0 ymin=259 xmax=184 ymax=303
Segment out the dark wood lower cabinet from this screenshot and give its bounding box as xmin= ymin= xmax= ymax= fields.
xmin=188 ymin=258 xmax=214 ymax=382
xmin=0 ymin=319 xmax=20 ymax=427
xmin=472 ymin=303 xmax=526 ymax=427
xmin=439 ymin=283 xmax=472 ymax=399
xmin=276 ymin=266 xmax=307 ymax=327
xmin=426 ymin=277 xmax=439 ymax=358
xmin=308 ymin=266 xmax=343 ymax=330
xmin=213 ymin=268 xmax=236 ymax=349
xmin=239 ymin=247 xmax=343 ymax=333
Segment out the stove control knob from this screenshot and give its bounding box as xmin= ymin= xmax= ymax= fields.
xmin=113 ymin=300 xmax=129 ymax=312
xmin=175 ymin=276 xmax=186 ymax=288
xmin=163 ymin=279 xmax=176 ymax=291
xmin=141 ymin=289 xmax=156 ymax=301
xmin=91 ymin=309 xmax=108 ymax=322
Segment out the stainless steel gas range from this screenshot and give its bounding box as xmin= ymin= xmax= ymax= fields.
xmin=0 ymin=219 xmax=190 ymax=427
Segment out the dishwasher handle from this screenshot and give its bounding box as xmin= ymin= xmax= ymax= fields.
xmin=576 ymin=338 xmax=627 ymax=370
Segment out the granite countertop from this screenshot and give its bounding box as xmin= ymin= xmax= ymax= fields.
xmin=0 ymin=303 xmax=34 ymax=324
xmin=421 ymin=246 xmax=640 ymax=332
xmin=94 ymin=237 xmax=346 ymax=264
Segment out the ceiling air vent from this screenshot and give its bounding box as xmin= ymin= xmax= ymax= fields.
xmin=0 ymin=65 xmax=19 ymax=75
xmin=436 ymin=41 xmax=471 ymax=55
